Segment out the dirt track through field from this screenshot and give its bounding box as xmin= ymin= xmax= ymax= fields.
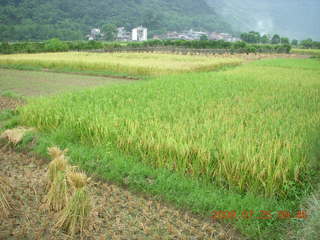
xmin=0 ymin=98 xmax=241 ymax=239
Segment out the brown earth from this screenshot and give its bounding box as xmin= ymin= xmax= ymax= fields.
xmin=0 ymin=96 xmax=23 ymax=112
xmin=0 ymin=99 xmax=242 ymax=239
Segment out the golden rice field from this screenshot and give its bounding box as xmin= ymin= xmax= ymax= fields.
xmin=2 ymin=51 xmax=320 ymax=238
xmin=19 ymin=58 xmax=320 ymax=198
xmin=0 ymin=52 xmax=242 ymax=76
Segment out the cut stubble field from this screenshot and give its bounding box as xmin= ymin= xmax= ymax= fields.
xmin=1 ymin=52 xmax=320 ymax=239
xmin=0 ymin=68 xmax=129 ymax=96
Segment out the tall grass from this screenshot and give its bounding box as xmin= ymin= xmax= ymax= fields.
xmin=19 ymin=58 xmax=320 ymax=198
xmin=0 ymin=52 xmax=242 ymax=76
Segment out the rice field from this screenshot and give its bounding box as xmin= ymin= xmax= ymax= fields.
xmin=19 ymin=58 xmax=320 ymax=199
xmin=291 ymin=48 xmax=320 ymax=57
xmin=0 ymin=52 xmax=242 ymax=76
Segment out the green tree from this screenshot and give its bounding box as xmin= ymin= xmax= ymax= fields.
xmin=271 ymin=34 xmax=280 ymax=44
xmin=291 ymin=39 xmax=298 ymax=46
xmin=44 ymin=38 xmax=69 ymax=52
xmin=300 ymin=38 xmax=313 ymax=48
xmin=200 ymin=34 xmax=208 ymax=40
xmin=102 ymin=24 xmax=117 ymax=41
xmin=261 ymin=34 xmax=270 ymax=44
xmin=240 ymin=31 xmax=260 ymax=43
xmin=280 ymin=37 xmax=289 ymax=44
xmin=142 ymin=10 xmax=162 ymax=30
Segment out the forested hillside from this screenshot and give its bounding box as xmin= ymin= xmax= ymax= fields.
xmin=0 ymin=0 xmax=231 ymax=41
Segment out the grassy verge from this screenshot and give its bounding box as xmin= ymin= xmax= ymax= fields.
xmin=0 ymin=90 xmax=25 ymax=100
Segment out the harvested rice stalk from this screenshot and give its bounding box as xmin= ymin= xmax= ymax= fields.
xmin=67 ymin=171 xmax=90 ymax=190
xmin=48 ymin=146 xmax=68 ymax=160
xmin=44 ymin=171 xmax=69 ymax=212
xmin=47 ymin=155 xmax=68 ymax=184
xmin=55 ymin=171 xmax=91 ymax=237
xmin=0 ymin=127 xmax=35 ymax=145
xmin=0 ymin=176 xmax=11 ymax=219
xmin=47 ymin=146 xmax=69 ymax=184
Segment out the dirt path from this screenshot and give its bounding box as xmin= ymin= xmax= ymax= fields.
xmin=0 ymin=99 xmax=241 ymax=239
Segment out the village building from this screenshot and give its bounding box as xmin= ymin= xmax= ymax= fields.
xmin=209 ymin=32 xmax=240 ymax=42
xmin=132 ymin=26 xmax=148 ymax=41
xmin=116 ymin=27 xmax=131 ymax=42
xmin=184 ymin=29 xmax=208 ymax=40
xmin=153 ymin=29 xmax=209 ymax=41
xmin=86 ymin=28 xmax=104 ymax=40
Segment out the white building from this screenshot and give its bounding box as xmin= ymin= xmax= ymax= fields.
xmin=117 ymin=27 xmax=131 ymax=41
xmin=91 ymin=28 xmax=101 ymax=36
xmin=132 ymin=26 xmax=148 ymax=41
xmin=87 ymin=28 xmax=103 ymax=40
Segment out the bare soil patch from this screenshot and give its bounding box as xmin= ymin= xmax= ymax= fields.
xmin=0 ymin=69 xmax=130 ymax=97
xmin=0 ymin=96 xmax=23 ymax=111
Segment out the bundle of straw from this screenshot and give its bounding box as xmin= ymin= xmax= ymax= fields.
xmin=44 ymin=146 xmax=69 ymax=211
xmin=0 ymin=127 xmax=35 ymax=145
xmin=45 ymin=146 xmax=92 ymax=237
xmin=0 ymin=176 xmax=11 ymax=219
xmin=55 ymin=171 xmax=91 ymax=236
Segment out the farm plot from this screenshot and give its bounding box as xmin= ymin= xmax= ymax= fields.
xmin=0 ymin=52 xmax=242 ymax=76
xmin=0 ymin=69 xmax=128 ymax=96
xmin=3 ymin=55 xmax=319 ymax=238
xmin=19 ymin=58 xmax=320 ymax=199
xmin=291 ymin=48 xmax=320 ymax=57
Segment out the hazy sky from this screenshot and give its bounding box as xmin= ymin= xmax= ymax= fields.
xmin=207 ymin=0 xmax=320 ymax=40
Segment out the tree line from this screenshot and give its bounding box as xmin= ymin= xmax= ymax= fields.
xmin=0 ymin=38 xmax=292 ymax=54
xmin=240 ymin=31 xmax=320 ymax=49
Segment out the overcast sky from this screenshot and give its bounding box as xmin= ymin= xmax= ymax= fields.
xmin=207 ymin=0 xmax=320 ymax=40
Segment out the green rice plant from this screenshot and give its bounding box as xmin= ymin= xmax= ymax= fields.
xmin=0 ymin=52 xmax=242 ymax=76
xmin=19 ymin=58 xmax=320 ymax=199
xmin=55 ymin=171 xmax=91 ymax=237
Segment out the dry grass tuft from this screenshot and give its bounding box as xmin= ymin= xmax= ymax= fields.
xmin=0 ymin=176 xmax=11 ymax=219
xmin=55 ymin=171 xmax=91 ymax=237
xmin=0 ymin=127 xmax=35 ymax=145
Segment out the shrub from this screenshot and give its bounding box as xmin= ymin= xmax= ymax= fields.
xmin=44 ymin=38 xmax=69 ymax=52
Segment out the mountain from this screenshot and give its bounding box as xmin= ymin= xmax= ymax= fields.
xmin=0 ymin=0 xmax=231 ymax=41
xmin=206 ymin=0 xmax=320 ymax=40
